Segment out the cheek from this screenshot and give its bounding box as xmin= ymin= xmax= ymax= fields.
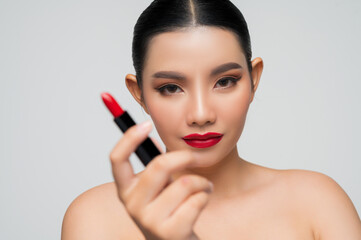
xmin=145 ymin=96 xmax=185 ymax=143
xmin=215 ymin=87 xmax=251 ymax=137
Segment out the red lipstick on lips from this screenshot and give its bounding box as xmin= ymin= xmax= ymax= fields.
xmin=182 ymin=132 xmax=223 ymax=148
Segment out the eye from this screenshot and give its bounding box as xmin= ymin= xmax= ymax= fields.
xmin=214 ymin=76 xmax=241 ymax=89
xmin=156 ymin=84 xmax=183 ymax=96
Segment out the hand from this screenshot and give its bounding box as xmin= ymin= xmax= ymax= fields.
xmin=109 ymin=121 xmax=213 ymax=240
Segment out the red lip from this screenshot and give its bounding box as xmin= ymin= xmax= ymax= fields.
xmin=182 ymin=132 xmax=223 ymax=148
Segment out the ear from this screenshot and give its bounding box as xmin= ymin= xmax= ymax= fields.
xmin=249 ymin=57 xmax=264 ymax=103
xmin=125 ymin=74 xmax=149 ymax=114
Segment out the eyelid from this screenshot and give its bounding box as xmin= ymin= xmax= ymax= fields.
xmin=216 ymin=75 xmax=241 ymax=81
xmin=157 ymin=82 xmax=181 ymax=88
xmin=156 ymin=83 xmax=183 ymax=91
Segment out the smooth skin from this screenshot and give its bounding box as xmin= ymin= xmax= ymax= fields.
xmin=61 ymin=27 xmax=361 ymax=239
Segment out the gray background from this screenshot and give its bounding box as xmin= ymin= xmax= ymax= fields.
xmin=1 ymin=0 xmax=360 ymax=239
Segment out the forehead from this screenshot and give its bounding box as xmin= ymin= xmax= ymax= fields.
xmin=143 ymin=26 xmax=246 ymax=75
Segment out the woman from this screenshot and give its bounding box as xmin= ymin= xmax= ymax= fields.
xmin=61 ymin=0 xmax=361 ymax=239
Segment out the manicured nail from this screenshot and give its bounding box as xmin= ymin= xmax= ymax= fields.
xmin=137 ymin=120 xmax=152 ymax=134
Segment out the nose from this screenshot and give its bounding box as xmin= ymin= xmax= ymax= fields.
xmin=186 ymin=90 xmax=216 ymax=127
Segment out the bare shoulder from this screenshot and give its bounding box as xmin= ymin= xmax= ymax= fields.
xmin=277 ymin=169 xmax=361 ymax=239
xmin=61 ymin=182 xmax=144 ymax=240
xmin=277 ymin=169 xmax=350 ymax=195
xmin=278 ymin=169 xmax=357 ymax=207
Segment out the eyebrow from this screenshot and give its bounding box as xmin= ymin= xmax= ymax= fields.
xmin=152 ymin=71 xmax=186 ymax=81
xmin=211 ymin=62 xmax=242 ymax=77
xmin=151 ymin=62 xmax=242 ymax=81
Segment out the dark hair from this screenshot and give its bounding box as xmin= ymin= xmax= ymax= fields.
xmin=132 ymin=0 xmax=253 ymax=92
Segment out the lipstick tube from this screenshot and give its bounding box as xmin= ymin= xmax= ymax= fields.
xmin=101 ymin=92 xmax=161 ymax=166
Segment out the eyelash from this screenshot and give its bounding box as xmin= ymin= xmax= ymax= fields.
xmin=214 ymin=76 xmax=241 ymax=89
xmin=156 ymin=76 xmax=241 ymax=96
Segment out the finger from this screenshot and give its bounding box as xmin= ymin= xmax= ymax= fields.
xmin=110 ymin=120 xmax=152 ymax=193
xmin=146 ymin=175 xmax=213 ymax=221
xmin=164 ymin=191 xmax=211 ymax=236
xmin=128 ymin=150 xmax=199 ymax=205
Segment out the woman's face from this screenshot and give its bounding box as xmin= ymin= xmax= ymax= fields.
xmin=140 ymin=26 xmax=260 ymax=167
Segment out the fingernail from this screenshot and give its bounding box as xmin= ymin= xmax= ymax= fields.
xmin=137 ymin=120 xmax=152 ymax=134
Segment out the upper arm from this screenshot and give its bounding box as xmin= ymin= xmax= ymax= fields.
xmin=291 ymin=171 xmax=361 ymax=240
xmin=61 ymin=182 xmax=144 ymax=240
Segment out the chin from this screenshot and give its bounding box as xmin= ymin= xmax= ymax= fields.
xmin=185 ymin=144 xmax=237 ymax=168
xmin=198 ymin=148 xmax=234 ymax=165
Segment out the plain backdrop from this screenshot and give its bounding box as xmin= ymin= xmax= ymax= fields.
xmin=1 ymin=0 xmax=360 ymax=239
